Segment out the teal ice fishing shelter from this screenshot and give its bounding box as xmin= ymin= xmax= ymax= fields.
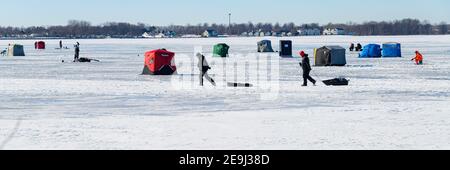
xmin=7 ymin=44 xmax=25 ymax=56
xmin=213 ymin=43 xmax=230 ymax=57
xmin=257 ymin=40 xmax=275 ymax=52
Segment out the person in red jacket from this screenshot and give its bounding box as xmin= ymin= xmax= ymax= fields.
xmin=299 ymin=51 xmax=316 ymax=86
xmin=411 ymin=51 xmax=423 ymax=65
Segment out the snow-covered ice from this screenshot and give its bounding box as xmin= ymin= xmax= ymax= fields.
xmin=0 ymin=35 xmax=449 ymax=149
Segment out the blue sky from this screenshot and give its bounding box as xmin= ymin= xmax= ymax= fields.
xmin=2 ymin=0 xmax=449 ymax=26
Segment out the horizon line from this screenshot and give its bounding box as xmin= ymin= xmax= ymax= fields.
xmin=1 ymin=18 xmax=448 ymax=28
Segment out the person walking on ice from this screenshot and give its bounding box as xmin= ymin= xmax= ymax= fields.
xmin=74 ymin=42 xmax=80 ymax=62
xmin=411 ymin=51 xmax=424 ymax=65
xmin=196 ymin=53 xmax=216 ymax=86
xmin=299 ymin=51 xmax=316 ymax=86
xmin=0 ymin=48 xmax=6 ymax=56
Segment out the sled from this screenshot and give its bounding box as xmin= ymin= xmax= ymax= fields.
xmin=55 ymin=47 xmax=70 ymax=50
xmin=323 ymin=78 xmax=349 ymax=86
xmin=227 ymin=82 xmax=253 ymax=87
xmin=76 ymin=57 xmax=100 ymax=62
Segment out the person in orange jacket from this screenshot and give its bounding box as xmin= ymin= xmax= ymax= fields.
xmin=411 ymin=51 xmax=423 ymax=65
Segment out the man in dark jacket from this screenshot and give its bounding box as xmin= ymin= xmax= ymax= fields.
xmin=356 ymin=43 xmax=363 ymax=51
xmin=0 ymin=48 xmax=6 ymax=56
xmin=196 ymin=53 xmax=216 ymax=86
xmin=74 ymin=42 xmax=80 ymax=62
xmin=299 ymin=51 xmax=316 ymax=86
xmin=349 ymin=43 xmax=355 ymax=51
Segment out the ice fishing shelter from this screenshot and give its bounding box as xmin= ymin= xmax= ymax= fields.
xmin=142 ymin=49 xmax=177 ymax=75
xmin=35 ymin=41 xmax=45 ymax=49
xmin=257 ymin=40 xmax=274 ymax=52
xmin=314 ymin=46 xmax=347 ymax=66
xmin=359 ymin=44 xmax=381 ymax=58
xmin=382 ymin=42 xmax=402 ymax=57
xmin=7 ymin=44 xmax=25 ymax=56
xmin=279 ymin=40 xmax=292 ymax=57
xmin=213 ymin=43 xmax=230 ymax=57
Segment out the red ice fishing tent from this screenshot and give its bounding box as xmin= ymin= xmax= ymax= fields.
xmin=142 ymin=49 xmax=177 ymax=75
xmin=35 ymin=41 xmax=45 ymax=49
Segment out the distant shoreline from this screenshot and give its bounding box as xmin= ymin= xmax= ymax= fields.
xmin=2 ymin=34 xmax=450 ymax=41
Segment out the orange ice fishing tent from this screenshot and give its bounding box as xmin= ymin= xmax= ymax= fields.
xmin=142 ymin=49 xmax=177 ymax=75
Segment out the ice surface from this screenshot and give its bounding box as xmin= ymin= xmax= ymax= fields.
xmin=0 ymin=35 xmax=449 ymax=149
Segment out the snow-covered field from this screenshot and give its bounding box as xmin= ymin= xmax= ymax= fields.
xmin=0 ymin=35 xmax=449 ymax=150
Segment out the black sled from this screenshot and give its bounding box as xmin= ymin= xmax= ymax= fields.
xmin=323 ymin=78 xmax=349 ymax=86
xmin=227 ymin=82 xmax=253 ymax=87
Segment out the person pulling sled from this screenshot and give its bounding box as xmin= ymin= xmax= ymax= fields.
xmin=196 ymin=53 xmax=216 ymax=86
xmin=299 ymin=51 xmax=316 ymax=86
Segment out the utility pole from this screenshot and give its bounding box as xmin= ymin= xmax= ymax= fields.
xmin=228 ymin=13 xmax=231 ymax=35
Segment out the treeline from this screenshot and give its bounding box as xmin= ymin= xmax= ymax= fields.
xmin=0 ymin=19 xmax=448 ymax=38
xmin=327 ymin=19 xmax=449 ymax=35
xmin=0 ymin=20 xmax=156 ymax=38
xmin=161 ymin=19 xmax=448 ymax=35
xmin=160 ymin=22 xmax=308 ymax=35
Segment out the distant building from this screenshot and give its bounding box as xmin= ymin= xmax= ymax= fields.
xmin=181 ymin=34 xmax=202 ymax=38
xmin=30 ymin=33 xmax=44 ymax=38
xmin=142 ymin=31 xmax=176 ymax=38
xmin=270 ymin=31 xmax=277 ymax=36
xmin=272 ymin=32 xmax=281 ymax=37
xmin=323 ymin=28 xmax=345 ymax=35
xmin=165 ymin=31 xmax=177 ymax=38
xmin=142 ymin=32 xmax=152 ymax=38
xmin=298 ymin=28 xmax=321 ymax=36
xmin=202 ymin=29 xmax=219 ymax=38
xmin=259 ymin=32 xmax=265 ymax=37
xmin=291 ymin=31 xmax=300 ymax=36
xmin=154 ymin=33 xmax=166 ymax=38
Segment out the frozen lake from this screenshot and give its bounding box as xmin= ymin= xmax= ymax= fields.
xmin=0 ymin=35 xmax=449 ymax=149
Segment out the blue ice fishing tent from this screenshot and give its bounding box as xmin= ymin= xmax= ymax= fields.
xmin=359 ymin=44 xmax=381 ymax=58
xmin=382 ymin=42 xmax=402 ymax=57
